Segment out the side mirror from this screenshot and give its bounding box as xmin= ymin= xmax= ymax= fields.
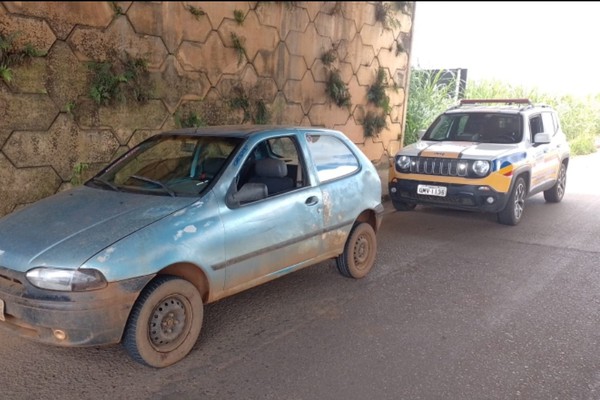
xmin=230 ymin=183 xmax=268 ymax=205
xmin=534 ymin=132 xmax=550 ymax=144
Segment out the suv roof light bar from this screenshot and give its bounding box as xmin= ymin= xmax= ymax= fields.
xmin=459 ymin=98 xmax=532 ymax=106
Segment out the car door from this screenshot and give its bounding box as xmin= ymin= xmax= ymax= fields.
xmin=219 ymin=134 xmax=324 ymax=293
xmin=528 ymin=113 xmax=550 ymax=192
xmin=540 ymin=111 xmax=562 ymax=182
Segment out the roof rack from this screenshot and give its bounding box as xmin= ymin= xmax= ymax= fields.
xmin=459 ymin=98 xmax=532 ymax=106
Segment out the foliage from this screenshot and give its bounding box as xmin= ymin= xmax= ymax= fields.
xmin=65 ymin=100 xmax=76 ymax=115
xmin=403 ymin=68 xmax=456 ymax=146
xmin=175 ymin=111 xmax=205 ymax=128
xmin=321 ymin=49 xmax=337 ymax=66
xmin=229 ymin=84 xmax=271 ymax=124
xmin=71 ymin=162 xmax=90 ymax=186
xmin=367 ymin=67 xmax=391 ymax=112
xmin=363 ymin=111 xmax=387 ymax=137
xmin=111 ymin=2 xmax=124 ymax=16
xmin=87 ymin=54 xmax=151 ymax=106
xmin=234 ymin=10 xmax=245 ymax=25
xmin=188 ymin=5 xmax=206 ymax=19
xmin=230 ymin=33 xmax=246 ymax=66
xmin=326 ymin=69 xmax=351 ymax=108
xmin=0 ymin=31 xmax=45 ymax=85
xmin=375 ymin=2 xmax=401 ymax=30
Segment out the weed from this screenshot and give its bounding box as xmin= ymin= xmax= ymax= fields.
xmin=0 ymin=31 xmax=45 ymax=85
xmin=175 ymin=111 xmax=205 ymax=128
xmin=367 ymin=67 xmax=391 ymax=112
xmin=395 ymin=39 xmax=405 ymax=56
xmin=363 ymin=111 xmax=387 ymax=137
xmin=321 ymin=49 xmax=337 ymax=66
xmin=254 ymin=100 xmax=270 ymax=125
xmin=229 ymin=83 xmax=271 ymax=124
xmin=111 ymin=2 xmax=124 ymax=16
xmin=234 ymin=10 xmax=245 ymax=25
xmin=65 ymin=100 xmax=76 ymax=115
xmin=375 ymin=2 xmax=401 ymax=30
xmin=71 ymin=162 xmax=90 ymax=186
xmin=188 ymin=5 xmax=206 ymax=19
xmin=230 ymin=33 xmax=246 ymax=66
xmin=0 ymin=65 xmax=12 ymax=83
xmin=326 ymin=70 xmax=351 ymax=108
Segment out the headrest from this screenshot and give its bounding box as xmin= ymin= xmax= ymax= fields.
xmin=254 ymin=158 xmax=287 ymax=178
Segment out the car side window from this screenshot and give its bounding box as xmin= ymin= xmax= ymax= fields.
xmin=541 ymin=112 xmax=556 ymax=136
xmin=236 ymin=135 xmax=306 ymax=198
xmin=529 ymin=114 xmax=543 ymax=141
xmin=305 ymin=134 xmax=359 ymax=183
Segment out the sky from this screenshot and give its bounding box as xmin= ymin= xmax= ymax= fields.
xmin=410 ymin=1 xmax=600 ymax=96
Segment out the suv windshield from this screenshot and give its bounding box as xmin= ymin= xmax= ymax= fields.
xmin=88 ymin=135 xmax=243 ymax=196
xmin=424 ymin=113 xmax=523 ymax=144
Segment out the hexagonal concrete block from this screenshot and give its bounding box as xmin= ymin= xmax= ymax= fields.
xmin=128 ymin=129 xmax=163 ymax=148
xmin=283 ymin=71 xmax=327 ymax=114
xmin=199 ymin=1 xmax=250 ymax=30
xmin=358 ymin=136 xmax=386 ymax=163
xmin=301 ymin=2 xmax=324 ymax=21
xmin=3 ymin=114 xmax=120 ymax=181
xmin=218 ymin=13 xmax=279 ymax=65
xmin=0 ymin=88 xmax=59 ymax=131
xmin=0 ymin=7 xmax=56 ymax=53
xmin=286 ymin=24 xmax=333 ymax=69
xmin=377 ymin=46 xmax=405 ymax=76
xmin=308 ymin=103 xmax=350 ymax=128
xmin=128 ymin=1 xmax=211 ymax=53
xmin=357 ymin=64 xmax=381 ymax=87
xmin=255 ymin=42 xmax=308 ymax=90
xmin=360 ymin=23 xmax=394 ymax=49
xmin=10 ymin=58 xmax=47 ymax=94
xmin=341 ymin=2 xmax=376 ymax=33
xmin=151 ymin=56 xmax=211 ymax=114
xmin=255 ymin=2 xmax=310 ymax=40
xmin=0 ymin=153 xmax=62 ymax=217
xmin=270 ymin=93 xmax=304 ymax=125
xmin=346 ymin=76 xmax=368 ymax=110
xmin=342 ymin=35 xmax=375 ymax=74
xmin=314 ymin=12 xmax=357 ymax=44
xmin=177 ymin=32 xmax=244 ymax=86
xmin=98 ymin=100 xmax=169 ymax=145
xmin=0 ymin=129 xmax=11 ymax=148
xmin=334 ymin=117 xmax=365 ymax=145
xmin=3 ymin=1 xmax=113 ymax=40
xmin=46 ymin=41 xmax=89 ymax=111
xmin=68 ymin=17 xmax=168 ymax=69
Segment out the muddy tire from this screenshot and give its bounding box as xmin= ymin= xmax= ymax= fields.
xmin=336 ymin=222 xmax=377 ymax=279
xmin=544 ymin=163 xmax=567 ymax=203
xmin=497 ymin=177 xmax=526 ymax=226
xmin=392 ymin=199 xmax=417 ymax=211
xmin=123 ymin=275 xmax=203 ymax=368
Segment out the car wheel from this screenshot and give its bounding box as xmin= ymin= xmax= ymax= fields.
xmin=497 ymin=177 xmax=526 ymax=226
xmin=336 ymin=222 xmax=377 ymax=279
xmin=543 ymin=163 xmax=567 ymax=203
xmin=392 ymin=199 xmax=417 ymax=211
xmin=123 ymin=275 xmax=203 ymax=368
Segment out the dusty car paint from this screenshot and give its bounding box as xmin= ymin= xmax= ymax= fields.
xmin=0 ymin=125 xmax=383 ymax=363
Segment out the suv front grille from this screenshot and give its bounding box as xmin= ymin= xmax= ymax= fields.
xmin=408 ymin=157 xmax=469 ymax=177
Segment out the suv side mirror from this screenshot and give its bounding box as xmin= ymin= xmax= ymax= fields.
xmin=533 ymin=132 xmax=551 ymax=144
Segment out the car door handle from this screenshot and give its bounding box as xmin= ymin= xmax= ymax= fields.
xmin=305 ymin=196 xmax=319 ymax=206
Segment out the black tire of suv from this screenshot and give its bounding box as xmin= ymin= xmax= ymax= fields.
xmin=392 ymin=199 xmax=417 ymax=212
xmin=543 ymin=163 xmax=567 ymax=203
xmin=497 ymin=177 xmax=526 ymax=226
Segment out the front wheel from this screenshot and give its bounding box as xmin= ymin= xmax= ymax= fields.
xmin=497 ymin=177 xmax=526 ymax=226
xmin=336 ymin=222 xmax=377 ymax=279
xmin=392 ymin=199 xmax=417 ymax=211
xmin=543 ymin=163 xmax=567 ymax=203
xmin=123 ymin=275 xmax=203 ymax=368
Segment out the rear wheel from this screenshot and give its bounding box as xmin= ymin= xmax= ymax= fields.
xmin=123 ymin=275 xmax=203 ymax=368
xmin=336 ymin=222 xmax=377 ymax=279
xmin=497 ymin=177 xmax=526 ymax=226
xmin=392 ymin=199 xmax=417 ymax=211
xmin=544 ymin=163 xmax=567 ymax=203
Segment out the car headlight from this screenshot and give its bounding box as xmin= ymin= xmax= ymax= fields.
xmin=472 ymin=160 xmax=491 ymax=177
xmin=26 ymin=268 xmax=108 ymax=292
xmin=396 ymin=155 xmax=411 ymax=171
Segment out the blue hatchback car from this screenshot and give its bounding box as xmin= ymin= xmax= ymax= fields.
xmin=0 ymin=126 xmax=384 ymax=367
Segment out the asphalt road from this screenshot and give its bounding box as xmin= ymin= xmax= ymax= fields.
xmin=1 ymin=152 xmax=599 ymax=400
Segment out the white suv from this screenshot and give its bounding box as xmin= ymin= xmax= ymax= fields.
xmin=389 ymin=99 xmax=571 ymax=225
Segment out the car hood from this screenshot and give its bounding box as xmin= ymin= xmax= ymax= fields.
xmin=0 ymin=186 xmax=197 ymax=272
xmin=400 ymin=141 xmax=520 ymax=159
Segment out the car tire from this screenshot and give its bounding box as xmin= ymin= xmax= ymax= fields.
xmin=392 ymin=199 xmax=417 ymax=211
xmin=497 ymin=176 xmax=526 ymax=226
xmin=336 ymin=222 xmax=377 ymax=279
xmin=543 ymin=163 xmax=567 ymax=203
xmin=123 ymin=275 xmax=203 ymax=368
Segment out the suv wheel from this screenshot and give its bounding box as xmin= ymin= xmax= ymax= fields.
xmin=497 ymin=177 xmax=526 ymax=226
xmin=543 ymin=163 xmax=567 ymax=203
xmin=392 ymin=199 xmax=417 ymax=212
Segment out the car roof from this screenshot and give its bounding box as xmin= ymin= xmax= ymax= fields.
xmin=157 ymin=125 xmax=340 ymax=138
xmin=444 ymin=98 xmax=554 ymax=116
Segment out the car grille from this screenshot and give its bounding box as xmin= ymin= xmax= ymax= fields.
xmin=407 ymin=157 xmax=468 ymax=177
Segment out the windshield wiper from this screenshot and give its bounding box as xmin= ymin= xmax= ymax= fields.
xmin=91 ymin=177 xmax=120 ymax=192
xmin=130 ymin=175 xmax=177 ymax=197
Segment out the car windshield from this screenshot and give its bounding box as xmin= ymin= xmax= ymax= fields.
xmin=423 ymin=113 xmax=523 ymax=144
xmin=88 ymin=135 xmax=243 ymax=196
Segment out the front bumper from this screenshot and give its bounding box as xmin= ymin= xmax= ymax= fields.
xmin=0 ymin=267 xmax=153 ymax=347
xmin=389 ymin=178 xmax=510 ymax=213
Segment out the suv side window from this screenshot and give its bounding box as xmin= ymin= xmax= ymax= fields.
xmin=541 ymin=112 xmax=556 ymax=136
xmin=529 ymin=115 xmax=543 ymax=141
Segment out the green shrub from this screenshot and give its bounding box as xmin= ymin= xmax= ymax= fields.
xmin=326 ymin=70 xmax=351 ymax=108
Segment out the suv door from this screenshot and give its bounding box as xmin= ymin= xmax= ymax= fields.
xmin=529 ymin=113 xmax=553 ymax=192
